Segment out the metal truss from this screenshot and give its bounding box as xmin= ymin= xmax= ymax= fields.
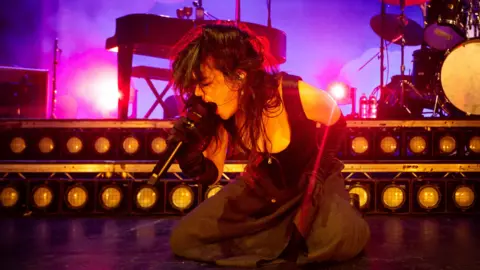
xmin=1 ymin=163 xmax=479 ymax=182
xmin=346 ymin=120 xmax=480 ymax=128
xmin=2 ymin=119 xmax=480 ymax=129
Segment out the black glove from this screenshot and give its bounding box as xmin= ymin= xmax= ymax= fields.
xmin=166 ymin=96 xmax=220 ymax=184
xmin=169 ymin=118 xmax=219 ymax=185
xmin=167 ymin=116 xmax=210 ymax=151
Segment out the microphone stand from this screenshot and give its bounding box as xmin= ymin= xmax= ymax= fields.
xmin=235 ymin=0 xmax=241 ymax=24
xmin=148 ymin=141 xmax=183 ymax=185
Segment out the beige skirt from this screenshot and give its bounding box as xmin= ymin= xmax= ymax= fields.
xmin=169 ymin=162 xmax=370 ymax=267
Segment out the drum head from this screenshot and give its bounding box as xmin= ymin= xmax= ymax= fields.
xmin=441 ymin=39 xmax=480 ymax=115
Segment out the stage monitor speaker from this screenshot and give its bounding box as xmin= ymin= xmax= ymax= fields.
xmin=0 ymin=66 xmax=49 ymax=119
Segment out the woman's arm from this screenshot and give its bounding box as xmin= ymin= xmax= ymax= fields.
xmin=297 ymin=80 xmax=347 ymax=175
xmin=297 ymin=80 xmax=342 ymax=125
xmin=202 ymin=124 xmax=229 ymax=184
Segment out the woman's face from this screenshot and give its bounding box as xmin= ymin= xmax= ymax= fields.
xmin=194 ymin=63 xmax=241 ymax=120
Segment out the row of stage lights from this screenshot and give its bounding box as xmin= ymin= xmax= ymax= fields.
xmin=1 ymin=178 xmax=478 ymax=215
xmin=3 ymin=130 xmax=480 ymax=161
xmin=0 ymin=179 xmax=223 ymax=215
xmin=347 ymin=179 xmax=480 ymax=214
xmin=3 ymin=132 xmax=169 ymax=160
xmin=346 ymin=132 xmax=480 ymax=159
xmin=10 ymin=136 xmax=167 ymax=155
xmin=350 ymin=184 xmax=474 ymax=210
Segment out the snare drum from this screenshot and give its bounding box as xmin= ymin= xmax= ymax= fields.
xmin=440 ymin=38 xmax=480 ymax=115
xmin=424 ymin=0 xmax=470 ymax=50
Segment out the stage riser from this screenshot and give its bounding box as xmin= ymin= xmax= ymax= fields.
xmin=1 ymin=119 xmax=479 ymax=216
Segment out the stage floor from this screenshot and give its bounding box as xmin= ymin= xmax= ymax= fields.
xmin=1 ymin=216 xmax=479 ymax=269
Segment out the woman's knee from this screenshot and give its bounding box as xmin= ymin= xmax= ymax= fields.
xmin=169 ymin=219 xmax=195 ymax=256
xmin=334 ymin=219 xmax=370 ymax=261
xmin=169 ymin=224 xmax=184 ymax=255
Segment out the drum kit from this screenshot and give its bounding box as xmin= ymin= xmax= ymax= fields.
xmin=371 ymin=0 xmax=480 ymax=118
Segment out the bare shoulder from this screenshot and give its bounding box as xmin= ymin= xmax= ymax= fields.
xmin=204 ymin=123 xmax=228 ymax=157
xmin=297 ymin=80 xmax=341 ymax=126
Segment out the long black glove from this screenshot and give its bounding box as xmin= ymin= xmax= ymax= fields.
xmin=316 ymin=113 xmax=347 ymax=176
xmin=167 ymin=97 xmax=220 ymax=185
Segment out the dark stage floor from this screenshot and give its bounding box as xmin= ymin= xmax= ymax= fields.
xmin=0 ymin=215 xmax=479 ymax=270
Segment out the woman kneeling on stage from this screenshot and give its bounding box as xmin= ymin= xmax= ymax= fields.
xmin=167 ymin=23 xmax=370 ymax=267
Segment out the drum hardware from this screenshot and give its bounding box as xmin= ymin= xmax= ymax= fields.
xmin=370 ymin=6 xmax=424 ymax=112
xmin=374 ymin=1 xmax=426 ymax=94
xmin=381 ymin=0 xmax=428 ymax=6
xmin=370 ymin=14 xmax=424 ymax=46
xmin=370 ymin=0 xmax=424 ymax=110
xmin=465 ymin=0 xmax=478 ymax=36
xmin=370 ymin=0 xmax=480 ymax=118
xmin=400 ymin=79 xmax=424 ymax=100
xmin=399 ymin=0 xmax=407 ymax=107
xmin=377 ymin=76 xmax=426 ymax=119
xmin=357 ymin=36 xmax=401 ymax=72
xmin=469 ymin=0 xmax=480 ymax=37
xmin=424 ymin=0 xmax=471 ymax=50
xmin=433 ymin=95 xmax=440 ymax=117
xmin=381 ymin=1 xmax=386 ymax=94
xmin=368 ymin=0 xmax=480 ymax=118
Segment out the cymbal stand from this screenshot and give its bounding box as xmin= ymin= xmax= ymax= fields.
xmin=474 ymin=0 xmax=480 ymax=37
xmin=380 ymin=0 xmax=386 ymax=90
xmin=235 ymin=0 xmax=241 ymax=24
xmin=358 ymin=36 xmax=401 ymax=72
xmin=399 ymin=0 xmax=406 ymax=107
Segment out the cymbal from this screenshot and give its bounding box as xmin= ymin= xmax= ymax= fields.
xmin=370 ymin=14 xmax=423 ymax=46
xmin=380 ymin=0 xmax=427 ymax=6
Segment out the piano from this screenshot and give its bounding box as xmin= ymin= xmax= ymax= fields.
xmin=105 ymin=14 xmax=287 ymax=120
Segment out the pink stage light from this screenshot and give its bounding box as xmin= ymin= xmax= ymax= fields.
xmin=70 ymin=65 xmax=120 ymax=118
xmin=327 ymin=82 xmax=352 ymax=105
xmin=57 ymin=48 xmax=123 ymax=119
xmin=90 ymin=70 xmax=121 ymax=111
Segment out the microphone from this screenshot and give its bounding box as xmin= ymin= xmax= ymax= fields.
xmin=148 ymin=96 xmax=217 ymax=185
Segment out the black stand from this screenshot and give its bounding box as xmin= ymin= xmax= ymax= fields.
xmin=144 ymin=80 xmax=172 ymax=119
xmin=350 ymin=87 xmax=358 ymax=118
xmin=130 ymin=66 xmax=176 ymax=119
xmin=380 ymin=1 xmax=385 ymax=91
xmin=51 ymin=39 xmax=61 ymax=119
xmin=117 ymin=45 xmax=133 ymax=120
xmin=399 ymin=0 xmax=406 ymax=107
xmin=235 ymin=0 xmax=240 ymax=24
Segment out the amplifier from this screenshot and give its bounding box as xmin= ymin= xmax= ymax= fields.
xmin=0 ymin=66 xmax=49 ymax=119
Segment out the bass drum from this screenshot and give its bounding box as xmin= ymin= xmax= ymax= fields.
xmin=441 ymin=39 xmax=480 ymax=115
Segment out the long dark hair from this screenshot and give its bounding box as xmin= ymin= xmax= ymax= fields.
xmin=171 ymin=23 xmax=282 ymax=155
